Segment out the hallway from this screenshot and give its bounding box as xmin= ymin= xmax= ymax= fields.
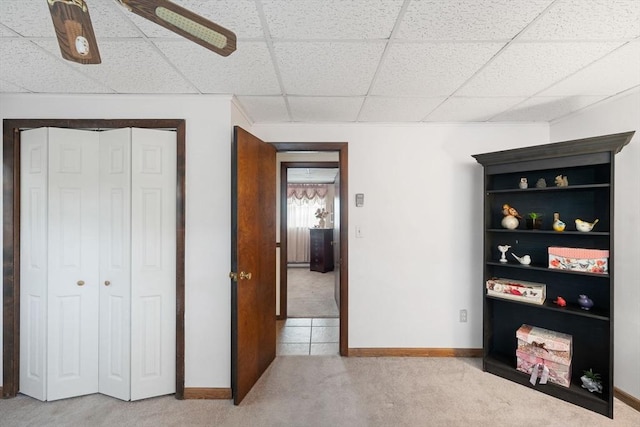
xmin=277 ymin=318 xmax=339 ymax=356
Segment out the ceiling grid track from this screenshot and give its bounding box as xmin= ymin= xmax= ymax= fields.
xmin=254 ymin=0 xmax=293 ymax=122
xmin=420 ymin=0 xmax=561 ymax=122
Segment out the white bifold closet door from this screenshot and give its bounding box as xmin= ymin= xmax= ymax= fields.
xmin=19 ymin=127 xmax=175 ymax=402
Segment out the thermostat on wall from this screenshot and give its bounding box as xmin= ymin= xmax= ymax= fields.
xmin=355 ymin=193 xmax=364 ymax=207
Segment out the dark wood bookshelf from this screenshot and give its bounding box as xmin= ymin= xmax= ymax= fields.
xmin=473 ymin=131 xmax=635 ymax=419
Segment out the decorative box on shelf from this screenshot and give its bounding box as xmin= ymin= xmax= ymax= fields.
xmin=486 ymin=278 xmax=546 ymax=305
xmin=548 ymin=247 xmax=609 ymax=274
xmin=516 ymin=324 xmax=573 ymax=388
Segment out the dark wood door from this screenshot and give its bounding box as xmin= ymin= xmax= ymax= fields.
xmin=231 ymin=126 xmax=276 ymax=405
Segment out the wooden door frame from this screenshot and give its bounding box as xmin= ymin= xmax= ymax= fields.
xmin=272 ymin=143 xmax=348 ymax=356
xmin=2 ymin=119 xmax=186 ymax=399
xmin=278 ymin=161 xmax=339 ymax=320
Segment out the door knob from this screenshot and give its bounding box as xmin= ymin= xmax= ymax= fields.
xmin=229 ymin=271 xmax=252 ymax=281
xmin=77 ymin=280 xmax=85 ymax=286
xmin=104 ymin=281 xmax=111 ymax=286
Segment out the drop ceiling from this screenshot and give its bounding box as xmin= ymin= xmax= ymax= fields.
xmin=1 ymin=0 xmax=639 ymax=124
xmin=288 ymin=168 xmax=339 ymax=184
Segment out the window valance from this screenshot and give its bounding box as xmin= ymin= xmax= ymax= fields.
xmin=287 ymin=184 xmax=328 ymax=200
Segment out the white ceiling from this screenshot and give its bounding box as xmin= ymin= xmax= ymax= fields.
xmin=1 ymin=0 xmax=639 ymax=124
xmin=288 ymin=168 xmax=339 ymax=183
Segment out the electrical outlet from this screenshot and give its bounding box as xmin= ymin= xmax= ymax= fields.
xmin=459 ymin=309 xmax=468 ymax=323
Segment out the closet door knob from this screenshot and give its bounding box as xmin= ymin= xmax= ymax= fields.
xmin=104 ymin=281 xmax=111 ymax=286
xmin=77 ymin=280 xmax=85 ymax=286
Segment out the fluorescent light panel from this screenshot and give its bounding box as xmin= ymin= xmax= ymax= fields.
xmin=155 ymin=7 xmax=228 ymax=49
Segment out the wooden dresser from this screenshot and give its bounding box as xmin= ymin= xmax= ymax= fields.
xmin=309 ymin=228 xmax=334 ymax=273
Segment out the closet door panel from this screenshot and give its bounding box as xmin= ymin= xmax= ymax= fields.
xmin=19 ymin=128 xmax=49 ymax=401
xmin=47 ymin=128 xmax=100 ymax=401
xmin=98 ymin=128 xmax=132 ymax=401
xmin=130 ymin=128 xmax=176 ymax=400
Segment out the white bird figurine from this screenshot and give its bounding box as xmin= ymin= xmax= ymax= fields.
xmin=512 ymin=253 xmax=532 ymax=265
xmin=502 ymin=204 xmax=522 ymax=218
xmin=575 ymin=218 xmax=599 ymax=232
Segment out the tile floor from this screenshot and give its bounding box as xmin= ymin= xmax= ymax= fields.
xmin=276 ymin=317 xmax=340 ymax=356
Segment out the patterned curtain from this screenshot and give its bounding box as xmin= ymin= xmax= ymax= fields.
xmin=287 ymin=184 xmax=330 ymax=263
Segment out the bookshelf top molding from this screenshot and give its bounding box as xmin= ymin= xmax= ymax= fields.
xmin=472 ymin=131 xmax=634 ymax=167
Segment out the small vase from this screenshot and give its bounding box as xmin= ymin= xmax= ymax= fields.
xmin=526 ymin=218 xmax=542 ymax=230
xmin=501 ymin=215 xmax=519 ymax=230
xmin=318 ymin=218 xmax=325 ymax=228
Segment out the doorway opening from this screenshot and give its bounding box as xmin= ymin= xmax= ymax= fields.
xmin=279 ymin=162 xmax=339 ymax=356
xmin=272 ymin=143 xmax=348 ymax=357
xmin=2 ymin=119 xmax=186 ymax=399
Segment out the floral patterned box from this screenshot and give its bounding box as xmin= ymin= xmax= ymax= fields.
xmin=486 ymin=278 xmax=546 ymax=305
xmin=516 ymin=350 xmax=571 ymax=387
xmin=516 ymin=324 xmax=572 ymax=387
xmin=548 ymin=247 xmax=609 ymax=274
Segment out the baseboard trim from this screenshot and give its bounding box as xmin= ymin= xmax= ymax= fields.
xmin=183 ymin=387 xmax=232 ymax=400
xmin=615 ymin=387 xmax=640 ymax=412
xmin=348 ymin=348 xmax=483 ymax=357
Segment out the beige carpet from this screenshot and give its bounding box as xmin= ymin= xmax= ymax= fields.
xmin=287 ymin=266 xmax=339 ymax=318
xmin=1 ymin=357 xmax=638 ymax=426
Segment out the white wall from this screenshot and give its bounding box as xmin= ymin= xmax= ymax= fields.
xmin=550 ymin=90 xmax=640 ymax=400
xmin=254 ymin=123 xmax=549 ymax=348
xmin=0 ymin=93 xmax=235 ymax=389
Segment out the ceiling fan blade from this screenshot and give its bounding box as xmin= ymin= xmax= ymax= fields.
xmin=117 ymin=0 xmax=236 ymax=57
xmin=47 ymin=0 xmax=101 ymax=64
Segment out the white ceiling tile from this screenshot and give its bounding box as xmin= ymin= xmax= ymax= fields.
xmin=0 ymin=23 xmax=19 ymax=37
xmin=540 ymin=41 xmax=640 ymax=96
xmin=262 ymin=0 xmax=404 ymax=39
xmin=155 ymin=40 xmax=280 ymax=94
xmin=491 ymin=95 xmax=607 ymax=121
xmin=521 ymin=0 xmax=640 ymax=40
xmin=121 ymin=0 xmax=263 ymax=39
xmin=0 ymin=79 xmax=28 ymax=93
xmin=275 ymin=42 xmax=385 ymax=96
xmin=372 ymin=42 xmax=504 ymax=96
xmin=0 ymin=0 xmax=139 ymax=39
xmin=458 ymin=42 xmax=624 ymax=97
xmin=81 ymin=1 xmax=142 ymax=38
xmin=0 ymin=39 xmax=111 ymax=93
xmin=0 ymin=0 xmax=54 ymax=37
xmin=289 ymin=97 xmax=364 ymax=122
xmin=358 ymin=97 xmax=445 ymax=122
xmin=425 ymin=97 xmax=527 ymax=122
xmin=34 ymin=39 xmax=198 ymax=94
xmin=398 ymin=0 xmax=553 ymax=41
xmin=236 ymin=96 xmax=290 ymax=122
